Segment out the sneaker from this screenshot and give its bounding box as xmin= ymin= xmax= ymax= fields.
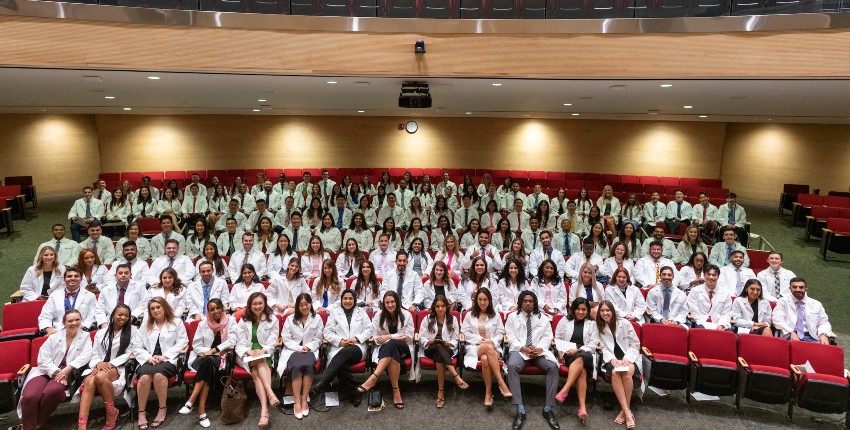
xmin=178 ymin=402 xmax=193 ymax=415
xmin=198 ymin=414 xmax=210 ymax=428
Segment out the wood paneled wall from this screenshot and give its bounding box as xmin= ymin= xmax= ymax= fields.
xmin=95 ymin=115 xmax=726 ymax=178
xmin=0 ymin=114 xmax=100 ymax=194
xmin=3 ymin=15 xmax=850 ymax=78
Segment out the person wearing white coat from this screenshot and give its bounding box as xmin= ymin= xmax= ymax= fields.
xmin=460 ymin=288 xmax=511 ymax=406
xmin=568 ymin=265 xmax=605 ymax=314
xmin=772 ymin=277 xmax=832 ymax=343
xmin=497 ymin=260 xmax=533 ymax=313
xmin=76 ymin=305 xmax=140 ymax=429
xmin=357 ymin=292 xmax=416 ymax=407
xmin=140 ymin=268 xmax=190 ymax=322
xmin=687 ymin=268 xmax=733 ymax=330
xmin=278 ymin=294 xmax=324 ymax=419
xmin=730 ymin=279 xmax=773 ymax=336
xmin=227 ymin=233 xmax=268 ymax=281
xmin=38 ymin=268 xmax=97 ymax=333
xmin=233 ymin=292 xmax=281 ymax=427
xmin=18 ymin=311 xmax=92 ymax=430
xmin=416 ymin=298 xmax=468 ymax=407
xmin=604 ymin=268 xmax=648 ymax=324
xmin=20 ymin=246 xmax=65 ymax=302
xmin=462 ymin=231 xmax=505 ymax=276
xmin=187 ymin=262 xmax=231 ymax=320
xmin=79 ymin=223 xmax=116 ymax=265
xmin=553 ymin=298 xmax=598 ymax=419
xmin=267 ymin=261 xmax=308 ymax=316
xmin=311 ymin=261 xmax=345 ymax=312
xmin=312 ymin=290 xmax=372 ymax=403
xmin=95 ymin=263 xmax=147 ymax=327
xmin=421 ymin=262 xmax=459 ymax=310
xmin=457 ymin=259 xmax=499 ymax=312
xmin=34 ymin=224 xmax=81 ymax=267
xmin=531 ymin=261 xmax=568 ymax=316
xmin=588 ymin=301 xmax=641 ymax=429
xmin=109 ymin=240 xmax=150 ymax=283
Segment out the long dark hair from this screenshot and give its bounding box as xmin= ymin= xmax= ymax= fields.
xmin=427 ymin=295 xmax=454 ymax=334
xmin=157 ymin=267 xmax=185 ymax=295
xmin=202 ymin=241 xmax=227 ymax=278
xmin=462 ymin=256 xmax=490 ymax=287
xmin=379 ymin=290 xmax=405 ymax=329
xmin=355 ymin=260 xmax=380 ymax=298
xmin=243 ymin=292 xmax=273 ymax=323
xmin=292 ymin=293 xmax=315 ymax=324
xmin=471 ymin=288 xmax=496 ymax=319
xmin=499 ymin=260 xmax=527 ymax=290
xmin=274 ymin=233 xmax=293 ymax=256
xmin=101 ymin=304 xmax=132 ymax=361
xmin=535 ymin=259 xmax=562 ymax=285
xmin=567 ymin=297 xmax=590 ymax=322
xmin=595 ymin=300 xmax=618 ymax=337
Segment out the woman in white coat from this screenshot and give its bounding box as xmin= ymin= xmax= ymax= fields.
xmin=142 ymin=267 xmax=189 ymax=321
xmin=406 ymin=237 xmax=433 ymax=277
xmin=604 ymin=268 xmax=648 ymax=323
xmin=460 ymin=289 xmax=511 ymax=409
xmin=497 ymin=260 xmax=531 ymax=313
xmin=352 ymin=261 xmax=382 ymax=311
xmin=554 ymin=298 xmax=597 ymax=422
xmin=278 ymin=293 xmax=323 ymax=419
xmin=300 ymin=236 xmax=332 ymax=281
xmin=589 ymin=301 xmax=641 ymax=429
xmin=731 ymin=279 xmax=773 ymax=336
xmin=21 ymin=246 xmax=65 ymax=301
xmin=77 ymin=304 xmax=139 ymax=430
xmin=229 ymin=263 xmax=267 ymax=313
xmin=343 ymin=213 xmax=374 ymax=252
xmin=312 ymin=289 xmax=372 ymax=404
xmin=316 ymin=214 xmax=342 ymax=253
xmin=418 ymin=296 xmax=468 ymax=408
xmin=19 ymin=309 xmax=92 ymax=430
xmin=422 ymin=261 xmax=458 ymax=310
xmin=268 ymin=234 xmax=298 ymax=278
xmin=234 ymin=292 xmax=280 ymax=428
xmin=357 ymin=291 xmax=415 ymax=409
xmin=179 ymin=299 xmax=235 ymax=428
xmin=135 ymin=297 xmax=189 ymax=429
xmin=336 ymin=238 xmax=366 ymax=279
xmin=600 ymin=242 xmax=636 ymax=281
xmin=458 ymin=257 xmax=499 ymax=312
xmin=269 ymin=259 xmax=308 ymax=316
xmin=312 ymin=259 xmax=344 ymax=312
xmin=429 ymin=235 xmax=463 ymax=281
xmin=568 ymin=264 xmax=605 ymax=319
xmin=532 ymin=260 xmax=568 ymax=316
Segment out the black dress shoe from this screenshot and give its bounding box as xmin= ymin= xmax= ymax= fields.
xmin=351 ymin=392 xmax=362 ymax=407
xmin=543 ymin=410 xmax=560 ymax=430
xmin=512 ymin=413 xmax=527 ymax=430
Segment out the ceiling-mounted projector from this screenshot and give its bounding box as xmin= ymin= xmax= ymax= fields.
xmin=399 ymin=82 xmax=432 ymax=109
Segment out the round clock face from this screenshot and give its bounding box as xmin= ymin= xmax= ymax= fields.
xmin=405 ymin=121 xmax=418 ymax=134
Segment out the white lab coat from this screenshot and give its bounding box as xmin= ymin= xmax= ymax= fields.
xmin=718 ymin=265 xmax=756 ymax=296
xmin=554 ymin=317 xmax=598 ymax=377
xmin=315 ymin=228 xmax=342 ymax=252
xmin=18 ymin=329 xmax=92 ymax=417
xmin=370 ymin=309 xmax=415 ymax=380
xmin=39 ymin=288 xmax=97 ymax=330
xmin=34 ymin=239 xmax=81 ymax=267
xmin=417 ymin=313 xmax=460 ymax=361
xmin=141 ymin=286 xmax=189 ymax=321
xmin=277 ymin=314 xmax=323 ymax=374
xmin=646 ymin=285 xmax=688 ymax=325
xmin=150 ymin=232 xmax=186 ymax=258
xmin=227 ymin=249 xmax=268 ymax=280
xmin=114 ymin=237 xmax=152 ymax=263
xmin=188 ymin=317 xmax=236 ymax=368
xmin=268 ymin=275 xmax=308 ymax=314
xmin=95 ymin=280 xmax=147 ymax=326
xmin=604 ymin=284 xmax=648 ymax=322
xmin=498 ymin=279 xmax=534 ymax=312
xmin=79 ymin=237 xmax=116 ymax=265
xmin=673 ymin=241 xmax=709 ymax=265
xmin=300 ymin=252 xmax=332 ymax=279
xmin=460 ymin=312 xmax=505 ymax=369
xmin=136 ymin=317 xmax=188 ymax=366
xmin=772 ymin=295 xmax=832 ymax=338
xmin=147 ymin=255 xmax=197 ymax=287
xmin=233 ymin=316 xmax=279 ymax=372
xmin=380 ymin=268 xmax=425 ymax=310
xmin=68 ymin=197 xmax=105 ymax=220
xmin=587 ymin=318 xmax=642 ymax=374
xmin=730 ymin=298 xmax=773 ymax=330
xmin=75 ymin=327 xmax=141 ymax=400
xmin=228 ymin=282 xmax=268 ymax=312
xmin=505 ymin=311 xmax=557 ymax=364
xmin=20 ymin=266 xmax=66 ymax=302
xmin=633 ymin=256 xmax=677 ymax=288
xmin=107 ymin=258 xmax=150 ymax=284
xmin=324 ymin=306 xmax=372 ymax=363
xmin=343 ymin=228 xmax=374 ymax=252
xmin=186 ymin=277 xmax=231 ymax=319
xmin=421 ymin=279 xmax=458 ymax=309
xmin=531 ymin=278 xmax=568 ymax=316
xmin=756 ymin=267 xmax=797 ymax=301
xmin=687 ymin=285 xmax=732 ymax=328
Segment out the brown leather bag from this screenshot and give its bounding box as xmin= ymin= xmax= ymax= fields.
xmin=220 ymin=373 xmax=248 ymax=424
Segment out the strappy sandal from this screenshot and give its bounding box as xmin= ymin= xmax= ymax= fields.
xmin=104 ymin=405 xmax=119 ymax=430
xmin=357 ymin=372 xmax=378 ymax=393
xmin=626 ymin=412 xmax=636 ymax=429
xmin=258 ymin=413 xmax=269 ymax=429
xmin=451 ymin=372 xmax=469 ymax=390
xmin=150 ymin=406 xmax=167 ymax=428
xmin=436 ymin=389 xmax=445 ymax=409
xmin=615 ymin=410 xmax=626 ymax=425
xmin=392 ymin=386 xmax=404 ymax=409
xmin=78 ymin=413 xmax=88 ymax=430
xmin=137 ymin=410 xmax=148 ymax=430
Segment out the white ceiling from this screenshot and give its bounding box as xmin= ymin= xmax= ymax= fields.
xmin=2 ymin=67 xmax=850 ymax=123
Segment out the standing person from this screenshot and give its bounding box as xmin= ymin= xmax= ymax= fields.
xmin=233 ymin=292 xmax=280 ymax=428
xmin=68 ymin=186 xmax=105 ymax=242
xmin=505 ymin=291 xmax=560 ymax=430
xmin=461 ymin=288 xmax=511 ymax=409
xmin=278 ymin=294 xmax=323 ymax=420
xmin=18 ymin=310 xmax=92 ymax=430
xmin=589 ymin=301 xmax=641 ymax=429
xmin=135 ymin=298 xmax=188 ymax=429
xmin=418 ymin=296 xmax=468 ymax=409
xmin=77 ymin=305 xmax=139 ymax=430
xmin=312 ymin=289 xmax=372 ymax=406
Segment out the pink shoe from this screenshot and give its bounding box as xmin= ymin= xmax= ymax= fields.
xmin=555 ymin=392 xmax=568 ymax=404
xmin=578 ymin=409 xmax=588 ymax=424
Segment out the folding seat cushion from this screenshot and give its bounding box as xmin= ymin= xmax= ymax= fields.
xmin=789 ymin=341 xmax=849 ymax=415
xmin=641 ymin=324 xmax=689 ymax=390
xmin=688 ymin=329 xmax=737 ymax=397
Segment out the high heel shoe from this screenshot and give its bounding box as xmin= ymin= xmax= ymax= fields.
xmin=392 ymin=386 xmax=404 ymax=409
xmin=150 ymin=406 xmax=167 ymax=428
xmin=357 ymin=372 xmax=378 ymax=393
xmin=103 ymin=403 xmax=119 ymax=430
xmin=625 ymin=413 xmax=635 ymax=429
xmin=436 ymin=389 xmax=445 ymax=409
xmin=499 ymin=386 xmax=513 ymax=399
xmin=555 ymin=391 xmax=568 ymax=404
xmin=451 ymin=372 xmax=469 ymax=390
xmin=78 ymin=413 xmax=88 ymax=430
xmin=137 ymin=410 xmax=148 ymax=430
xmin=577 ymin=409 xmax=588 ymax=424
xmin=269 ymin=394 xmax=281 ymax=408
xmin=258 ymin=413 xmax=270 ymax=428
xmin=615 ymin=410 xmax=626 ymax=425
xmin=484 ymin=395 xmax=494 ymax=412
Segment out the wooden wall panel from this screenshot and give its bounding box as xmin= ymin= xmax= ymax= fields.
xmin=0 ymin=114 xmax=100 ymax=195
xmin=3 ymin=15 xmax=850 ymax=78
xmin=722 ymin=123 xmax=850 ymax=202
xmin=95 ymin=114 xmax=726 ymax=179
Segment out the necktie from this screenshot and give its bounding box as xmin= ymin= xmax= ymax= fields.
xmin=397 ymin=272 xmax=405 ymax=299
xmin=464 ymin=209 xmax=469 ymax=227
xmin=228 ymin=234 xmax=235 ymax=256
xmin=240 ymin=194 xmax=245 ymax=208
xmin=525 ymin=313 xmax=533 ymax=347
xmin=735 ymin=268 xmax=743 ymax=294
xmin=774 ymin=271 xmax=782 ymax=299
xmin=563 ymin=233 xmax=570 ymax=255
xmin=324 ymin=182 xmax=328 ymax=196
xmin=164 ymin=232 xmax=171 ymax=242
xmin=726 ymin=246 xmax=733 ymax=265
xmin=65 ymin=290 xmax=78 ymax=312
xmin=168 ymin=258 xmax=174 ymax=268
xmin=517 ymin=213 xmax=521 ymax=231
xmin=56 ymin=240 xmax=61 ymax=252
xmin=293 ymin=228 xmax=299 ymax=249
xmin=91 ymin=238 xmax=98 ymax=250
xmin=728 ymin=206 xmax=735 ymax=224
xmin=380 ymin=252 xmax=387 ymax=277
xmin=141 ymin=202 xmax=147 ymax=217
xmin=655 ymin=262 xmax=660 ymax=284
xmin=117 ymin=286 xmax=126 ymax=306
xmin=676 ymin=201 xmax=682 ymax=218
xmin=707 ymin=290 xmax=714 ymax=322
xmin=85 ymin=199 xmax=92 ymax=218
xmin=534 ymin=194 xmax=539 ymax=207
xmin=653 ymin=204 xmax=657 ymax=219
xmin=337 ymin=208 xmax=344 ymax=228
xmin=702 ymin=206 xmax=707 ymax=223
xmin=242 ymin=252 xmax=249 ymax=269
xmin=202 ymin=283 xmax=211 ymax=315
xmin=193 ymin=196 xmax=197 ymax=212
xmin=545 ymin=247 xmax=551 ymax=261
xmin=401 ymin=192 xmax=405 ymax=207
xmin=795 ymin=300 xmax=806 ymax=339
xmin=662 ymin=287 xmax=671 ymax=320
xmin=322 ymin=291 xmax=329 ymax=308
xmin=532 ymin=232 xmax=538 ymax=249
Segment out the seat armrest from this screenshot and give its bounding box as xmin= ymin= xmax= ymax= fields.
xmin=738 ymin=357 xmax=749 ymax=369
xmin=688 ymin=351 xmax=699 ymax=364
xmin=17 ymin=364 xmax=30 ymax=377
xmin=414 ymin=333 xmax=420 ymax=342
xmin=641 ymin=346 xmax=652 ymax=358
xmin=790 ymin=364 xmax=802 ymax=380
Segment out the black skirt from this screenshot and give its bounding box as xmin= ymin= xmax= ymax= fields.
xmin=562 ymin=350 xmax=594 ymax=376
xmin=377 ymin=339 xmax=411 ymax=373
xmin=136 ymin=362 xmax=178 ymax=378
xmin=191 ymin=355 xmax=222 ymax=385
xmin=287 ymin=352 xmax=317 ymax=378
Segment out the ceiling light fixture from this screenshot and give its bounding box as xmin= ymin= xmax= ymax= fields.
xmin=571 ymin=113 xmax=580 ymax=116
xmin=104 ymin=96 xmax=115 ymax=100
xmin=660 ymin=84 xmax=673 ymax=88
xmin=563 ymin=103 xmax=572 ymax=106
xmin=258 ymin=99 xmax=267 ymax=102
xmin=252 ymin=109 xmax=261 ymax=112
xmin=123 ymin=107 xmax=132 ymax=111
xmin=147 ymin=76 xmax=160 ymax=80
xmin=683 ymin=105 xmax=693 ymax=109
xmin=326 ymin=81 xmax=338 ymax=84
xmin=699 ymin=115 xmax=708 ymax=118
xmin=465 ymin=112 xmax=472 ymax=115
xmin=357 ymin=110 xmax=365 ymax=113
xmin=491 ymin=83 xmax=502 ymax=87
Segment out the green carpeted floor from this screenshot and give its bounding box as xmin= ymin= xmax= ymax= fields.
xmin=1 ymin=194 xmax=849 ymax=429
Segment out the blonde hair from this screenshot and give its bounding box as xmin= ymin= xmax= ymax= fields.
xmin=35 ymin=246 xmax=62 ymax=278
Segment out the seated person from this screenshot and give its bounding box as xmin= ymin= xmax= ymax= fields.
xmin=78 ymin=221 xmax=116 ymax=265
xmin=181 ymin=184 xmax=209 ymax=228
xmin=150 ymin=215 xmax=186 ymax=259
xmin=730 ymin=279 xmax=773 ymax=336
xmin=520 ymin=218 xmax=544 ymax=254
xmin=95 ymin=263 xmax=147 ymax=328
xmin=552 ymin=218 xmax=581 ymax=258
xmin=687 ymin=265 xmax=731 ymax=330
xmin=226 ymin=232 xmax=268 ymax=281
xmin=708 ymin=226 xmax=750 ymax=268
xmin=34 ymin=224 xmax=81 ymax=267
xmin=21 ymin=246 xmax=66 ymax=302
xmin=114 ymin=223 xmax=153 ymax=263
xmin=553 ymin=297 xmax=596 ymax=422
xmin=641 ymin=191 xmax=666 ymax=234
xmin=68 ymin=186 xmax=105 ymax=242
xmin=646 ymin=266 xmax=688 ymax=325
xmin=633 ymin=241 xmax=676 ymax=289
xmin=77 ymin=249 xmax=108 ymax=295
xmin=665 ymin=190 xmax=692 ymax=235
xmin=714 ymin=192 xmax=748 ymax=247
xmin=603 ymin=268 xmax=647 ymax=323
xmin=527 ymin=231 xmax=565 ymax=279
xmin=214 ymin=199 xmax=247 ymax=234
xmin=147 ymin=239 xmax=196 ymax=287
xmin=187 ymin=261 xmax=231 ymax=320
xmin=756 ymin=251 xmax=797 ymax=301
xmin=772 ymin=277 xmax=832 ymax=344
xmin=691 ymin=192 xmax=718 ymax=240
xmin=718 ymin=250 xmax=755 ymax=296
xmin=38 ymin=267 xmax=97 ymax=334
xmin=673 ymin=225 xmax=708 ymax=265
xmin=462 ymin=230 xmax=505 ymax=276
xmin=216 ymin=217 xmax=243 ymax=257
xmin=639 ymin=226 xmax=676 ymax=260
xmin=283 ymin=212 xmax=311 ymax=252
xmin=564 ymin=238 xmax=604 ymax=281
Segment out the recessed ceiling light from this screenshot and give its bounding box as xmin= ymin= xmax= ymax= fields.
xmin=123 ymin=107 xmax=132 ymax=111
xmin=699 ymin=115 xmax=708 ymax=118
xmin=660 ymin=84 xmax=673 ymax=88
xmin=465 ymin=112 xmax=472 ymax=115
xmin=522 ymin=114 xmax=530 ymax=117
xmin=357 ymin=110 xmax=365 ymax=113
xmin=252 ymin=109 xmax=261 ymax=112
xmin=326 ymin=81 xmax=338 ymax=84
xmin=563 ymin=103 xmax=572 ymax=106
xmin=104 ymin=96 xmax=115 ymax=100
xmin=258 ymin=99 xmax=267 ymax=102
xmin=571 ymin=113 xmax=580 ymax=116
xmin=491 ymin=83 xmax=502 ymax=87
xmin=683 ymin=105 xmax=693 ymax=109
xmin=147 ymin=76 xmax=160 ymax=80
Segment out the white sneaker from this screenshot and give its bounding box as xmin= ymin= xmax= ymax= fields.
xmin=178 ymin=402 xmax=193 ymax=415
xmin=198 ymin=414 xmax=211 ymax=428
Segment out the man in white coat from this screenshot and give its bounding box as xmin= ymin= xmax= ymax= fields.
xmin=687 ymin=265 xmax=731 ymax=330
xmin=148 ymin=239 xmax=196 ymax=286
xmin=68 ymin=186 xmax=105 ymax=242
xmin=718 ymin=251 xmax=755 ymax=296
xmin=756 ymin=251 xmax=797 ymax=301
xmin=34 ymin=224 xmax=81 ymax=267
xmin=227 ymin=232 xmax=268 ymax=281
xmin=772 ymin=277 xmax=833 ymax=344
xmin=79 ymin=221 xmax=116 ymax=265
xmin=107 ymin=241 xmax=149 ymax=284
xmin=380 ymin=251 xmax=423 ymax=313
xmin=96 ymin=263 xmax=147 ymax=327
xmin=188 ymin=261 xmax=230 ymax=320
xmin=505 ymin=291 xmax=560 ymax=430
xmin=646 ymin=267 xmax=688 ymax=326
xmin=39 ymin=267 xmax=97 ymax=333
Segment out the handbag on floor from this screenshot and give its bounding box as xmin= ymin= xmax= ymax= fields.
xmin=367 ymin=390 xmax=385 ymax=412
xmin=220 ymin=373 xmax=248 ymax=424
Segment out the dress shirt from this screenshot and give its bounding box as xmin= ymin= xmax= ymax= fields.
xmin=147 ymin=254 xmax=197 ymax=286
xmin=756 ymin=267 xmax=797 ymax=301
xmin=379 ymin=268 xmax=424 ymax=309
xmin=687 ymin=285 xmax=732 ymax=327
xmin=646 ymin=285 xmax=688 ymax=325
xmin=772 ymin=295 xmax=832 ymax=338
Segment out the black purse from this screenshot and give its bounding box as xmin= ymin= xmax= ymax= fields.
xmin=367 ymin=389 xmax=384 ymax=412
